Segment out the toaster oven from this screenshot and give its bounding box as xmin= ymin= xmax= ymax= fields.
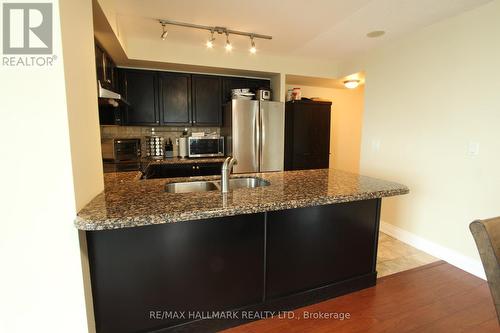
xmin=101 ymin=138 xmax=141 ymax=162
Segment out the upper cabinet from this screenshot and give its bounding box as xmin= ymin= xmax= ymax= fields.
xmin=121 ymin=69 xmax=159 ymax=125
xmin=159 ymin=72 xmax=191 ymax=126
xmin=192 ymin=75 xmax=222 ymax=126
xmin=109 ymin=67 xmax=270 ymax=127
xmin=95 ymin=42 xmax=117 ymax=90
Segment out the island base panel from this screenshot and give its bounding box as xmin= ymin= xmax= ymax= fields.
xmin=86 ymin=199 xmax=381 ymax=333
xmin=87 ymin=213 xmax=266 ymax=333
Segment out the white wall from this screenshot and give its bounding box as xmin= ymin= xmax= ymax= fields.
xmin=0 ymin=0 xmax=102 ymax=332
xmin=338 ymin=0 xmax=500 ymax=277
xmin=60 ymin=0 xmax=104 ymax=211
xmin=285 ymin=84 xmax=364 ymax=173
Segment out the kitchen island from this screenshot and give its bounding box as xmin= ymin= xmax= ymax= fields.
xmin=76 ymin=169 xmax=408 ymax=333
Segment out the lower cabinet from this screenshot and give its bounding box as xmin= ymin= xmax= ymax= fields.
xmin=142 ymin=162 xmax=223 ymax=179
xmin=87 ymin=214 xmax=265 ymax=333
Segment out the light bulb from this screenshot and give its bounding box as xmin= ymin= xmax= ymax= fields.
xmin=225 ymin=33 xmax=232 ymax=51
xmin=160 ymin=24 xmax=168 ymax=40
xmin=344 ymin=80 xmax=360 ymax=89
xmin=206 ymin=31 xmax=215 ymax=48
xmin=249 ymin=37 xmax=256 ymax=54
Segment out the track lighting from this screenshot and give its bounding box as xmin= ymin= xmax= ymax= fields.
xmin=157 ymin=19 xmax=272 ymax=54
xmin=225 ymin=33 xmax=232 ymax=52
xmin=344 ymin=80 xmax=360 ymax=89
xmin=160 ymin=23 xmax=168 ymax=40
xmin=249 ymin=36 xmax=256 ymax=54
xmin=206 ymin=30 xmax=215 ymax=48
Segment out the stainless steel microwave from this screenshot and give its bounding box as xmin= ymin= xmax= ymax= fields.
xmin=188 ymin=136 xmax=224 ymax=158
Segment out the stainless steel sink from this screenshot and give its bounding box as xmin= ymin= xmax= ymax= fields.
xmin=227 ymin=177 xmax=270 ymax=189
xmin=164 ymin=177 xmax=270 ymax=194
xmin=165 ymin=181 xmax=219 ymax=193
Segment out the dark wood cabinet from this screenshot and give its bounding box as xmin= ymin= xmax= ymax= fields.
xmin=95 ymin=44 xmax=105 ymax=85
xmin=142 ymin=162 xmax=223 ymax=179
xmin=121 ymin=69 xmax=159 ymax=125
xmin=109 ymin=68 xmax=271 ymax=127
xmin=95 ymin=41 xmax=116 ymax=90
xmin=192 ymin=75 xmax=222 ymax=126
xmin=284 ymin=100 xmax=331 ymax=171
xmin=159 ymin=72 xmax=191 ymax=126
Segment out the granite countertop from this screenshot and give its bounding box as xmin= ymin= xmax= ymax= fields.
xmin=75 ymin=169 xmax=409 ymax=231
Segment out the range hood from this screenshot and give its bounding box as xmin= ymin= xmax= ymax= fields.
xmin=98 ymin=80 xmax=128 ymax=107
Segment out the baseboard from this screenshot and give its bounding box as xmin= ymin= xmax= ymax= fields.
xmin=380 ymin=221 xmax=486 ymax=280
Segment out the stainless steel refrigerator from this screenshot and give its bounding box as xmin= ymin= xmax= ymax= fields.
xmin=222 ymin=99 xmax=285 ymax=173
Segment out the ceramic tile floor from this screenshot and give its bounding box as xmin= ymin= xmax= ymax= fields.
xmin=377 ymin=232 xmax=438 ymax=277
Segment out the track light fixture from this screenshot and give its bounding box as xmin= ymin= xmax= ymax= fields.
xmin=160 ymin=23 xmax=168 ymax=40
xmin=249 ymin=36 xmax=256 ymax=54
xmin=206 ymin=30 xmax=215 ymax=48
xmin=158 ymin=19 xmax=272 ymax=54
xmin=225 ymin=32 xmax=232 ymax=52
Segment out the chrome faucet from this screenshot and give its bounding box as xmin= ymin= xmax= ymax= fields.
xmin=221 ymin=156 xmax=237 ymax=193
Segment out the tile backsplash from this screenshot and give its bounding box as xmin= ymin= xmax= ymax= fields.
xmin=100 ymin=126 xmax=220 ymax=157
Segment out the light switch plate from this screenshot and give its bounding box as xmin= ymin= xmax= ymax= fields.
xmin=467 ymin=142 xmax=480 ymax=156
xmin=371 ymin=139 xmax=381 ymax=152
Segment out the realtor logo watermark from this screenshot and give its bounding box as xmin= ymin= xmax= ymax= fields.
xmin=2 ymin=2 xmax=56 ymax=66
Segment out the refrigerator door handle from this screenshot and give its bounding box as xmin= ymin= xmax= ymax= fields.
xmin=259 ymin=107 xmax=265 ymax=170
xmin=254 ymin=108 xmax=260 ymax=172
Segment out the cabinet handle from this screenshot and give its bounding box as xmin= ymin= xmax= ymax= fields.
xmin=156 ymin=121 xmax=160 ymax=124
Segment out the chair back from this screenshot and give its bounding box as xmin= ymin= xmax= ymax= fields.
xmin=470 ymin=217 xmax=500 ymax=324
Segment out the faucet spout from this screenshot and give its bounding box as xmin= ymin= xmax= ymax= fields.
xmin=221 ymin=156 xmax=237 ymax=193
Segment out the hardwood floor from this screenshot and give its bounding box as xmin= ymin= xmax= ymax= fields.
xmin=223 ymin=262 xmax=499 ymax=333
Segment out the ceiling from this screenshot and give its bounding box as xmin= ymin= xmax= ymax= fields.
xmin=112 ymin=0 xmax=492 ymax=61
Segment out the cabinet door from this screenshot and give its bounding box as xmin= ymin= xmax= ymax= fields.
xmin=143 ymin=164 xmax=194 ymax=179
xmin=286 ymin=102 xmax=331 ymax=170
xmin=196 ymin=162 xmax=223 ymax=176
xmin=103 ymin=54 xmax=116 ymax=89
xmin=94 ymin=43 xmax=105 ymax=85
xmin=122 ymin=70 xmax=159 ymax=125
xmin=159 ymin=73 xmax=191 ymax=126
xmin=192 ymin=75 xmax=222 ymax=126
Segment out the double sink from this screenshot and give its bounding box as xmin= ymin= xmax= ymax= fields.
xmin=165 ymin=177 xmax=270 ymax=194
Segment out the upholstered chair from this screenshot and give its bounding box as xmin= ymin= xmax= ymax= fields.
xmin=470 ymin=218 xmax=500 ymax=324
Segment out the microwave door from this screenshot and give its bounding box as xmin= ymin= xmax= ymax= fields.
xmin=231 ymin=100 xmax=259 ymax=173
xmin=260 ymin=101 xmax=285 ymax=172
